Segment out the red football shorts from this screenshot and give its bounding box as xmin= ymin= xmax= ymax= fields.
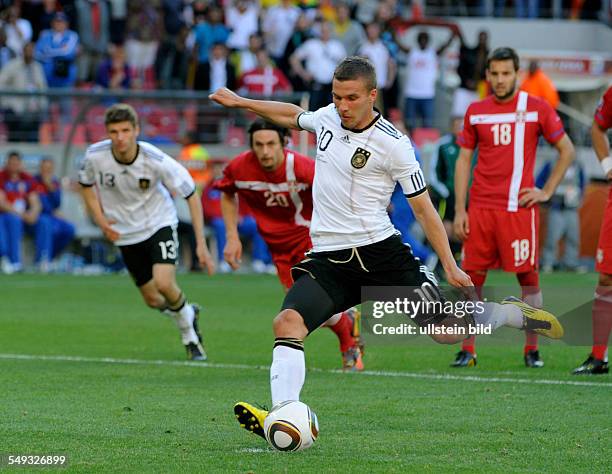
xmin=461 ymin=207 xmax=539 ymax=273
xmin=272 ymin=238 xmax=312 ymax=290
xmin=595 ymin=186 xmax=612 ymax=275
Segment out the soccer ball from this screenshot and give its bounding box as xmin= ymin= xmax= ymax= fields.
xmin=264 ymin=401 xmax=319 ymax=452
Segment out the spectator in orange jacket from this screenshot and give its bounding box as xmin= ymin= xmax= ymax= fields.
xmin=520 ymin=60 xmax=560 ymax=110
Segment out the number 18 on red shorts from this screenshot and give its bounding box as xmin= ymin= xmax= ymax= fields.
xmin=461 ymin=207 xmax=539 ymax=273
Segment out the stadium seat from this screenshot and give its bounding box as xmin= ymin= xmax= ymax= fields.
xmin=145 ymin=106 xmax=180 ymax=144
xmin=410 ymin=128 xmax=441 ymax=148
xmin=85 ymin=105 xmax=110 ymax=142
xmin=225 ymin=125 xmax=247 ymax=147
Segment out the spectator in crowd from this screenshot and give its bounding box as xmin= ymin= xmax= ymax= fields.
xmin=0 ymin=5 xmax=32 ymax=57
xmin=75 ymin=0 xmax=110 ymax=83
xmin=238 ymin=49 xmax=292 ymax=97
xmin=95 ymin=43 xmax=130 ymax=90
xmin=0 ymin=26 xmax=16 ymax=69
xmin=537 ymin=160 xmax=585 ymax=272
xmin=358 ymin=21 xmax=396 ymax=114
xmin=452 ymin=29 xmax=489 ymax=120
xmin=225 ymin=0 xmax=259 ymax=52
xmin=33 ymin=157 xmax=76 ymax=271
xmin=0 ymin=151 xmax=43 ymax=273
xmin=195 ymin=42 xmax=237 ymax=143
xmin=398 ymin=26 xmax=457 ymax=131
xmin=480 ymin=0 xmax=541 ymax=17
xmin=0 ymin=42 xmax=48 ymax=142
xmin=35 ymin=12 xmax=79 ymax=88
xmin=155 ymin=23 xmax=190 ymax=89
xmin=279 ymin=12 xmax=312 ymax=92
xmin=296 ymin=0 xmax=320 ymax=22
xmin=124 ymin=0 xmax=162 ymax=88
xmin=231 ymin=33 xmax=263 ymax=77
xmin=155 ymin=0 xmax=189 ymax=89
xmin=193 ymin=5 xmax=230 ymax=76
xmin=202 ymin=159 xmax=272 ymax=274
xmin=190 ymin=0 xmax=208 ymax=21
xmin=194 ymin=41 xmax=237 ymax=93
xmin=354 ymin=0 xmax=381 ymax=24
xmin=570 ymin=0 xmax=602 ymax=20
xmin=516 ymin=0 xmax=541 ymax=18
xmin=331 ymin=1 xmax=365 ymax=57
xmin=24 ymin=0 xmax=62 ymax=41
xmin=520 ymin=60 xmax=560 ymax=110
xmin=374 ymin=2 xmax=402 ymax=114
xmin=108 ymin=0 xmax=128 ymax=45
xmin=262 ymin=0 xmax=300 ymax=64
xmin=290 ymin=21 xmax=346 ymax=111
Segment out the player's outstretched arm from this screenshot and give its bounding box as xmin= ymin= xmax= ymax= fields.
xmin=408 ymin=191 xmax=473 ymax=289
xmin=220 ymin=192 xmax=243 ymax=270
xmin=519 ymin=134 xmax=575 ymax=207
xmin=209 ymin=87 xmax=305 ymax=130
xmin=80 ymin=185 xmax=119 ymax=242
xmin=186 ymin=192 xmax=216 ymax=275
xmin=453 ymin=147 xmax=473 ymax=241
xmin=591 ymin=120 xmax=612 ymax=180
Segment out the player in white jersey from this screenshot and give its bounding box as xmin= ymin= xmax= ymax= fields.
xmin=79 ymin=104 xmax=215 ymax=361
xmin=209 ymin=57 xmax=564 ymax=442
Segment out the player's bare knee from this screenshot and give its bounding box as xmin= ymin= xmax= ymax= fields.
xmin=155 ymin=278 xmax=177 ymax=299
xmin=273 ymin=309 xmax=307 ymax=338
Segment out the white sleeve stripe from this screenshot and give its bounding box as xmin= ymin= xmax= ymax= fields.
xmin=410 ymin=170 xmax=426 ymax=191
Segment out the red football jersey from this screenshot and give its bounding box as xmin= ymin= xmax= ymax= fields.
xmin=214 ymin=149 xmax=314 ymax=255
xmin=0 ymin=170 xmax=39 ymax=204
xmin=458 ymin=91 xmax=565 ymax=211
xmin=594 ymin=85 xmax=612 ymax=130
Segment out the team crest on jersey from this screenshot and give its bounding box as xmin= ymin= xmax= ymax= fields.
xmin=139 ymin=178 xmax=151 ymax=190
xmin=350 ymin=147 xmax=371 ymax=169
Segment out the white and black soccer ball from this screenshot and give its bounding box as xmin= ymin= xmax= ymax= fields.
xmin=264 ymin=401 xmax=319 ymax=452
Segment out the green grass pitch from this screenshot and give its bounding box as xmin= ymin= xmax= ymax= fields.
xmin=0 ymin=272 xmax=610 ymax=473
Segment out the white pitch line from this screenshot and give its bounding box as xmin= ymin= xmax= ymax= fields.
xmin=0 ymin=353 xmax=610 ymax=388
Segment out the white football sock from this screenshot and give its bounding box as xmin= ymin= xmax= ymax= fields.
xmin=270 ymin=345 xmax=305 ymax=407
xmin=172 ymin=303 xmax=198 ymax=345
xmin=474 ymin=302 xmax=523 ymax=331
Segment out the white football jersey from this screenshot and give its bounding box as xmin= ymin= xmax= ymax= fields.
xmin=297 ymin=104 xmax=426 ymax=252
xmin=78 ymin=140 xmax=196 ymax=246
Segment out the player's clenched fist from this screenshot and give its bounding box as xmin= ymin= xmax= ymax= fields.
xmin=209 ymin=87 xmax=244 ymax=108
xmin=453 ymin=209 xmax=469 ymax=241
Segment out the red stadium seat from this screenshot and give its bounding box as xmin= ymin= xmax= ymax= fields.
xmin=85 ymin=105 xmax=110 ymax=142
xmin=410 ymin=127 xmax=440 ymax=148
xmin=225 ymin=125 xmax=246 ymax=147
